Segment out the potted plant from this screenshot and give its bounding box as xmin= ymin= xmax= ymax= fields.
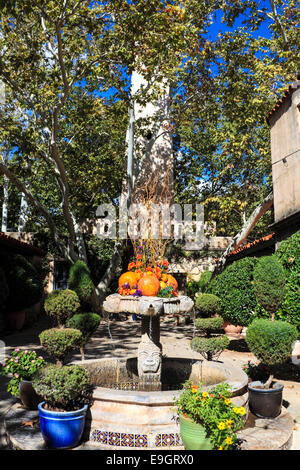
xmin=33 ymin=364 xmax=91 ymax=449
xmin=66 ymin=312 xmax=101 ymax=360
xmin=174 ymin=381 xmax=246 ymax=450
xmin=0 ymin=348 xmax=46 ymax=409
xmin=190 ymin=317 xmax=230 ymax=361
xmin=246 ymin=318 xmax=298 ymax=418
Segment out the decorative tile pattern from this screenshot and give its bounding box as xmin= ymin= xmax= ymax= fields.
xmin=108 ymin=432 xmax=121 ymax=446
xmin=90 ymin=429 xmax=181 ymax=448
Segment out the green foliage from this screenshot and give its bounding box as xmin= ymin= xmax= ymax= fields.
xmin=186 ymin=271 xmax=213 ymax=299
xmin=44 ymin=289 xmax=80 ymax=326
xmin=194 ymin=317 xmax=224 ymax=333
xmin=208 ymin=257 xmax=257 ymax=327
xmin=198 ymin=271 xmax=213 ymax=293
xmin=191 ymin=336 xmax=230 ymax=362
xmin=0 ymin=254 xmax=43 ymax=312
xmin=253 ymin=255 xmax=286 ymax=317
xmin=195 ymin=294 xmax=221 ymax=317
xmin=174 ymin=381 xmax=245 ymax=450
xmin=39 ymin=328 xmax=83 ymax=365
xmin=33 ymin=364 xmax=90 ymax=411
xmin=275 ymin=231 xmax=300 ymax=329
xmin=0 ymin=348 xmax=46 ymax=397
xmin=66 ymin=313 xmax=101 ymax=346
xmin=68 ymin=261 xmax=94 ymax=309
xmin=246 ymin=319 xmax=298 ymax=367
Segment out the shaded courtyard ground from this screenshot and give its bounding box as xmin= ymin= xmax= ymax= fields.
xmin=1 ymin=312 xmax=300 ymax=450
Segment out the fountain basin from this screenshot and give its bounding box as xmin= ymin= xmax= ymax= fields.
xmin=77 ymin=357 xmax=249 ymax=449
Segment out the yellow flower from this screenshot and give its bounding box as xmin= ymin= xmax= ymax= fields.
xmin=226 ymin=419 xmax=233 ymax=428
xmin=238 ymin=407 xmax=246 ymax=416
xmin=202 ymin=392 xmax=209 ymax=398
xmin=217 ymin=422 xmax=226 ymax=430
xmin=218 ymin=446 xmax=224 ymax=450
xmin=225 ymin=437 xmax=233 ymax=445
xmin=224 ymin=398 xmax=231 ymax=405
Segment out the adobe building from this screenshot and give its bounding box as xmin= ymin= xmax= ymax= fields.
xmin=266 ymin=72 xmax=300 ymax=244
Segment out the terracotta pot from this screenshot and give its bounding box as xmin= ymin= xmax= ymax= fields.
xmin=222 ymin=321 xmax=243 ymax=335
xmin=19 ymin=380 xmax=41 ymax=410
xmin=8 ymin=310 xmax=25 ymax=331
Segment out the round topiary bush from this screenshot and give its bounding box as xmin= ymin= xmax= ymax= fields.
xmin=44 ymin=289 xmax=80 ymax=327
xmin=66 ymin=313 xmax=101 ymax=360
xmin=190 ymin=336 xmax=230 ymax=361
xmin=208 ymin=257 xmax=257 ymax=327
xmin=246 ymin=318 xmax=298 ymax=367
xmin=68 ymin=261 xmax=94 ymax=308
xmin=33 ymin=364 xmax=90 ymax=411
xmin=195 ymin=294 xmax=221 ymax=317
xmin=194 ymin=317 xmax=224 ymax=334
xmin=1 ymin=253 xmax=43 ymax=312
xmin=253 ymin=255 xmax=286 ymax=320
xmin=39 ymin=328 xmax=83 ymax=366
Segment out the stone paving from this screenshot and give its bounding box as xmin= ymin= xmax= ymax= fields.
xmin=1 ymin=313 xmax=300 ymax=450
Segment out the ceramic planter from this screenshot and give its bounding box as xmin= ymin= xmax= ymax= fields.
xmin=179 ymin=414 xmax=213 ymax=450
xmin=7 ymin=310 xmax=25 ymax=331
xmin=222 ymin=321 xmax=243 ymax=335
xmin=248 ymin=381 xmax=284 ymax=419
xmin=38 ymin=402 xmax=88 ymax=449
xmin=19 ymin=380 xmax=41 ymax=410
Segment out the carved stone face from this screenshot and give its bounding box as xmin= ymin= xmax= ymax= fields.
xmin=139 ymin=344 xmax=161 ymax=374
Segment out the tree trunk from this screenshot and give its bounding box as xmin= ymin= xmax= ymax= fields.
xmin=215 ymin=192 xmax=274 ymax=274
xmin=96 ymin=240 xmax=123 ymax=304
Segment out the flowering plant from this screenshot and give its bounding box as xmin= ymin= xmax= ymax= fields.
xmin=174 ymin=381 xmax=246 ymax=450
xmin=0 ymin=348 xmax=46 ymax=397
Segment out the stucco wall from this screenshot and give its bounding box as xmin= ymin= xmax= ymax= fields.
xmin=269 ymin=87 xmax=300 ymax=223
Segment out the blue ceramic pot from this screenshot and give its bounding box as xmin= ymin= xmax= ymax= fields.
xmin=38 ymin=402 xmax=88 ymax=449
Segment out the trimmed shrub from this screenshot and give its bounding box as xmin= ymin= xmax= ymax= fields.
xmin=66 ymin=313 xmax=101 ymax=360
xmin=68 ymin=261 xmax=94 ymax=308
xmin=246 ymin=318 xmax=298 ymax=367
xmin=198 ymin=270 xmax=213 ymax=293
xmin=33 ymin=364 xmax=90 ymax=411
xmin=208 ymin=257 xmax=257 ymax=327
xmin=1 ymin=254 xmax=43 ymax=312
xmin=195 ymin=294 xmax=221 ymax=317
xmin=39 ymin=328 xmax=83 ymax=366
xmin=44 ymin=289 xmax=80 ymax=326
xmin=191 ymin=336 xmax=230 ymax=361
xmin=253 ymin=255 xmax=286 ymax=320
xmin=194 ymin=317 xmax=224 ymax=333
xmin=275 ymin=231 xmax=300 ymax=329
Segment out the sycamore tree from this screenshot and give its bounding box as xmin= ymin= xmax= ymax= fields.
xmin=0 ymin=0 xmax=221 ymax=303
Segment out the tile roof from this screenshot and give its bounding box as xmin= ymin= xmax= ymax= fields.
xmin=0 ymin=232 xmax=46 ymax=256
xmin=226 ymin=232 xmax=276 ymax=258
xmin=266 ymin=72 xmax=300 ymax=125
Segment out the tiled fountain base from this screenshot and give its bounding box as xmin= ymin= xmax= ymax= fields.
xmin=89 ymin=429 xmax=183 ymax=449
xmin=4 ymin=403 xmax=294 ymax=451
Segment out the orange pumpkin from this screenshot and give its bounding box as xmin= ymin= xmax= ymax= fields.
xmin=166 ymin=274 xmax=178 ymax=291
xmin=118 ymin=271 xmax=139 ymax=289
xmin=137 ymin=274 xmax=160 ymax=296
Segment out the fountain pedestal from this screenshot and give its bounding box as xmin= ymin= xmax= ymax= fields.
xmin=102 ymin=294 xmax=194 ymax=391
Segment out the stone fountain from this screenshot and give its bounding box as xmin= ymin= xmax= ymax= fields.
xmin=102 ymin=293 xmax=194 ymax=391
xmin=76 ymin=292 xmax=249 ymax=449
